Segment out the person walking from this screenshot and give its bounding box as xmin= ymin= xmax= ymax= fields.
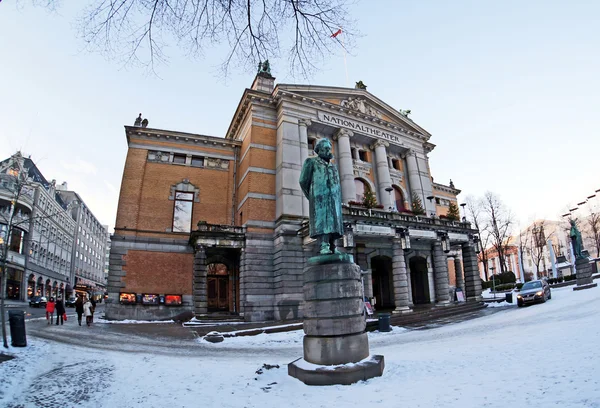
xmin=83 ymin=297 xmax=93 ymax=327
xmin=55 ymin=297 xmax=66 ymax=325
xmin=75 ymin=294 xmax=84 ymax=326
xmin=46 ymin=297 xmax=56 ymax=325
xmin=90 ymin=297 xmax=97 ymax=323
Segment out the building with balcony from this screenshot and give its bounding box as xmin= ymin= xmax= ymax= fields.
xmin=106 ymin=73 xmax=482 ymax=321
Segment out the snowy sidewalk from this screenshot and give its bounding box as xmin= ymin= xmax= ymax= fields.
xmin=1 ymin=284 xmax=599 ymax=408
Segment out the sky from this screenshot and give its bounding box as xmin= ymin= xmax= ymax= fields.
xmin=1 ymin=0 xmax=599 ymax=233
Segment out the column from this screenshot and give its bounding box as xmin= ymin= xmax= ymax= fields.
xmin=432 ymin=241 xmax=451 ymax=305
xmin=371 ymin=140 xmax=392 ymax=208
xmin=461 ymin=242 xmax=483 ymax=302
xmin=298 ymin=119 xmax=311 ymax=217
xmin=352 ymin=147 xmax=360 ymax=160
xmin=454 ymin=257 xmax=465 ymax=295
xmin=334 ymin=128 xmax=356 ymax=204
xmin=276 ymin=114 xmax=304 ymax=219
xmin=404 ymin=149 xmax=435 ymax=215
xmin=392 ymin=239 xmax=411 ymax=313
xmin=193 ymin=246 xmax=207 ymax=316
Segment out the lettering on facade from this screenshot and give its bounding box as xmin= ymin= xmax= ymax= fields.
xmin=355 ymin=224 xmax=394 ymax=236
xmin=317 ymin=111 xmax=403 ymax=146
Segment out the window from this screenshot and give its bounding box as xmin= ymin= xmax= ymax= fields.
xmin=173 ymin=192 xmax=194 ymax=233
xmin=391 ymin=159 xmax=401 ymax=170
xmin=191 ymin=156 xmax=204 ymax=167
xmin=354 ymin=179 xmax=368 ymax=202
xmin=173 ymin=154 xmax=186 ymax=164
xmin=393 ymin=187 xmax=406 ymax=212
xmin=359 ymin=150 xmax=368 ymax=162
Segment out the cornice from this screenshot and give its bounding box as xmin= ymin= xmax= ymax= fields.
xmin=433 ymin=182 xmax=461 ymax=196
xmin=125 ymin=126 xmax=241 ymax=148
xmin=225 ymin=89 xmax=277 ymax=140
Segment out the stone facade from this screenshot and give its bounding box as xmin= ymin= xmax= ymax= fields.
xmin=105 ymin=74 xmax=482 ymax=321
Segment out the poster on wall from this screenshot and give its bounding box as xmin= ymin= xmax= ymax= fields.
xmin=142 ymin=294 xmax=160 ymax=305
xmin=364 ymin=301 xmax=374 ymax=315
xmin=119 ymin=293 xmax=137 ymax=305
xmin=455 ymin=288 xmax=465 ymax=302
xmin=165 ymin=295 xmax=182 ymax=306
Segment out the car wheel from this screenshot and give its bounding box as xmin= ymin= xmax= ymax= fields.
xmin=517 ymin=301 xmax=524 ymax=308
xmin=541 ymin=294 xmax=547 ymax=303
xmin=548 ymin=291 xmax=551 ymax=300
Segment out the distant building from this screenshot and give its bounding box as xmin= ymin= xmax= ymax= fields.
xmin=0 ymin=151 xmax=107 ymax=301
xmin=56 ymin=188 xmax=108 ymax=300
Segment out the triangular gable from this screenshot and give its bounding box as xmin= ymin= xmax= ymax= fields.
xmin=275 ymin=84 xmax=431 ymax=138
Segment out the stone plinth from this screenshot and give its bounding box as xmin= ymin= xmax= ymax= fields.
xmin=289 ymin=260 xmax=384 ymax=385
xmin=288 ymin=355 xmax=385 ymax=386
xmin=574 ymin=258 xmax=596 ymax=290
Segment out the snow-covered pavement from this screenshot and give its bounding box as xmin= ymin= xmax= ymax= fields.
xmin=1 ymin=284 xmax=599 ymax=408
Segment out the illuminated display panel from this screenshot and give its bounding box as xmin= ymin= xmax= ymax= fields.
xmin=119 ymin=293 xmax=136 ymax=304
xmin=142 ymin=294 xmax=160 ymax=305
xmin=165 ymin=295 xmax=182 ymax=306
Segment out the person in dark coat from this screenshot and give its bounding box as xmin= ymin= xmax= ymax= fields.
xmin=55 ymin=297 xmax=66 ymax=325
xmin=75 ymin=294 xmax=84 ymax=326
xmin=90 ymin=297 xmax=97 ymax=323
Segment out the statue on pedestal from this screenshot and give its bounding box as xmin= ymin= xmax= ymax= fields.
xmin=299 ymin=138 xmax=344 ymax=255
xmin=570 ymin=219 xmax=584 ymax=259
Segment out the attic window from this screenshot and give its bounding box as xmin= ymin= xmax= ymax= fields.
xmin=358 ymin=150 xmax=368 ymax=162
xmin=191 ymin=156 xmax=204 ymax=167
xmin=173 ymin=154 xmax=186 ymax=164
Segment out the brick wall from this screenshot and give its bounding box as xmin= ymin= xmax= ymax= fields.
xmin=122 ymin=250 xmax=193 ymax=294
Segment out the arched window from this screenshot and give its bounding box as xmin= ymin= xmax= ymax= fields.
xmin=354 ymin=179 xmax=369 ymax=202
xmin=393 ymin=186 xmax=406 ymax=212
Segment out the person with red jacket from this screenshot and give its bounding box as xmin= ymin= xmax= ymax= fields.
xmin=46 ymin=297 xmax=56 ymax=325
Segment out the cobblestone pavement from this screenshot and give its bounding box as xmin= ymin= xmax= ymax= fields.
xmin=5 ymin=359 xmax=114 ymax=408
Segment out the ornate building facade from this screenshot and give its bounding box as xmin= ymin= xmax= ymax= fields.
xmin=106 ymin=73 xmax=483 ymax=321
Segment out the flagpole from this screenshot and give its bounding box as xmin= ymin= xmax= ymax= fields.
xmin=341 ymin=31 xmax=349 ymax=87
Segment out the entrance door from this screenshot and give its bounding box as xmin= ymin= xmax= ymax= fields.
xmin=371 ymin=256 xmax=394 ymax=308
xmin=207 ymin=263 xmax=229 ymax=311
xmin=409 ymin=256 xmax=430 ymax=305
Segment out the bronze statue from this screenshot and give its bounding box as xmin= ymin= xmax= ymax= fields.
xmin=570 ymin=219 xmax=584 ymax=259
xmin=299 ymin=138 xmax=344 ymax=255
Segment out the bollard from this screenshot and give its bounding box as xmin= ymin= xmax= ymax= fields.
xmin=378 ymin=313 xmax=391 ymax=332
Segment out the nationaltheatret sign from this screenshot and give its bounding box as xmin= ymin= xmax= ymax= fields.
xmin=317 ymin=111 xmax=403 ymax=146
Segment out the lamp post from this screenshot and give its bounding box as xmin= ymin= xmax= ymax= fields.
xmin=490 ymin=265 xmax=496 ymax=299
xmin=385 ymin=186 xmax=394 ymax=212
xmin=426 ymin=195 xmax=435 ymax=218
xmin=460 ymin=202 xmax=467 ymax=222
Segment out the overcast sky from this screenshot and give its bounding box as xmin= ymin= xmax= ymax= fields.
xmin=1 ymin=0 xmax=598 ymax=233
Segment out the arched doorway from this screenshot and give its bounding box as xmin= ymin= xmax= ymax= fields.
xmin=36 ymin=277 xmax=43 ymax=296
xmin=28 ymin=274 xmax=35 ymax=299
xmin=371 ymin=256 xmax=394 ymax=309
xmin=45 ymin=279 xmax=51 ymax=298
xmin=393 ymin=186 xmax=406 ymax=212
xmin=207 ymin=263 xmax=229 ymax=311
xmin=409 ymin=256 xmax=430 ymax=305
xmin=52 ymin=281 xmax=58 ymax=298
xmin=354 ymin=178 xmax=370 ymax=202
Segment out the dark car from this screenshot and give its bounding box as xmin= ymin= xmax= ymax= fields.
xmin=65 ymin=297 xmax=77 ymax=308
xmin=29 ymin=296 xmax=48 ymax=308
xmin=517 ymin=279 xmax=551 ymax=307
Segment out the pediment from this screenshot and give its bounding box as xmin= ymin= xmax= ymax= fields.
xmin=275 ymin=84 xmax=431 ymax=138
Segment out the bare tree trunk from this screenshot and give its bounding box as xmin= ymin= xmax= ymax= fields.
xmin=1 ymin=201 xmax=16 ymax=349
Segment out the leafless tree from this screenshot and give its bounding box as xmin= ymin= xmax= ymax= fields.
xmin=517 ymin=224 xmax=530 ymax=282
xmin=24 ymin=0 xmax=356 ymax=76
xmin=584 ymin=211 xmax=600 ymax=257
xmin=465 ymin=195 xmax=491 ymax=280
xmin=482 ymin=192 xmax=514 ymax=275
xmin=528 ymin=220 xmax=546 ymax=278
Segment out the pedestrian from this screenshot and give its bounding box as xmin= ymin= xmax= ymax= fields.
xmin=75 ymin=294 xmax=84 ymax=326
xmin=55 ymin=297 xmax=66 ymax=325
xmin=83 ymin=297 xmax=93 ymax=327
xmin=90 ymin=297 xmax=97 ymax=323
xmin=46 ymin=297 xmax=56 ymax=325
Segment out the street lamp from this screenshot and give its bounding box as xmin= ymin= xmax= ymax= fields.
xmin=395 ymin=227 xmax=411 ymax=250
xmin=385 ymin=186 xmax=394 ymax=211
xmin=490 ymin=265 xmax=496 ymax=298
xmin=460 ymin=202 xmax=467 ymax=222
xmin=437 ymin=231 xmax=450 ymax=253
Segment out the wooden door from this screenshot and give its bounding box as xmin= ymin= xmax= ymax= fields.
xmin=207 ymin=276 xmax=229 ymax=311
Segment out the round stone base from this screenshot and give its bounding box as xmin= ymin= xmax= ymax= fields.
xmin=303 ymin=332 xmax=369 ymax=365
xmin=573 ymin=282 xmax=598 ymax=291
xmin=288 ymin=355 xmax=385 ymax=386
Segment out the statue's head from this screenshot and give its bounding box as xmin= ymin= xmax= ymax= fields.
xmin=314 ymin=139 xmax=333 ymax=160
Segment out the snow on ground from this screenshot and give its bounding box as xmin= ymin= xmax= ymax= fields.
xmin=1 ymin=284 xmax=599 ymax=408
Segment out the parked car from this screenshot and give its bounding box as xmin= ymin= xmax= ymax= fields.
xmin=517 ymin=279 xmax=551 ymax=307
xmin=65 ymin=297 xmax=77 ymax=308
xmin=29 ymin=296 xmax=48 ymax=308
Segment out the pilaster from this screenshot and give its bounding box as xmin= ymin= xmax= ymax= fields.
xmin=454 ymin=257 xmax=465 ymax=295
xmin=298 ymin=119 xmax=311 ymax=217
xmin=432 ymin=242 xmax=451 ymax=305
xmin=461 ymin=243 xmax=483 ymax=302
xmin=392 ymin=239 xmax=411 ymax=313
xmin=193 ymin=246 xmax=208 ymax=315
xmin=333 ymin=128 xmax=356 ymax=204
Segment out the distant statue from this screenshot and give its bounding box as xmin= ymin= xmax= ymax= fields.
xmin=399 ymin=109 xmax=411 ymax=117
xmin=449 ymin=179 xmax=455 ymax=189
xmin=141 ymin=118 xmax=149 ymax=128
xmin=570 ymin=219 xmax=584 ymax=259
xmin=355 ymin=80 xmax=367 ymax=90
xmin=257 ymin=60 xmax=272 ymax=75
xmin=134 ymin=113 xmax=142 ymax=127
xmin=299 ymin=138 xmax=344 ymax=255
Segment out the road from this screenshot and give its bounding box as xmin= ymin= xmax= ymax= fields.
xmin=3 ymin=303 xmax=105 ymax=321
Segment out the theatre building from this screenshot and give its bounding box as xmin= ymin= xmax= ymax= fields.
xmin=106 ymin=72 xmax=483 ymax=321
